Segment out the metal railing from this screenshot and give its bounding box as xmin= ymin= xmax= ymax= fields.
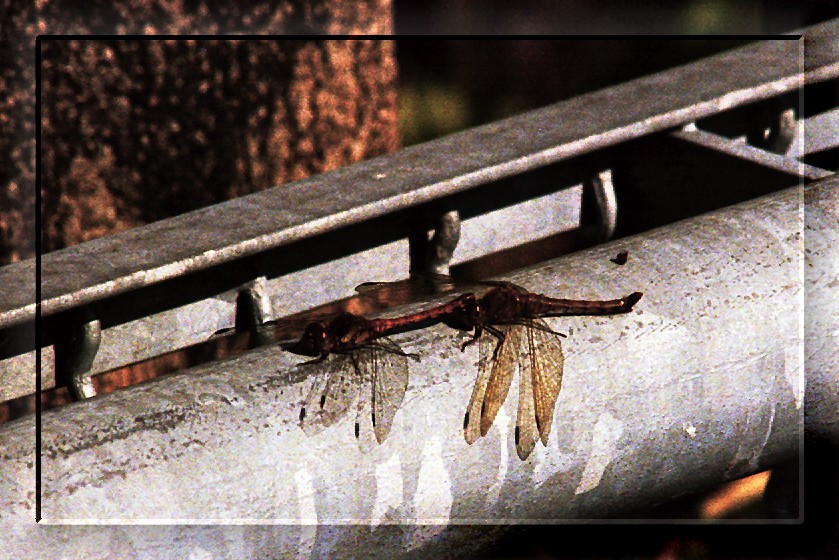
xmin=1 ymin=23 xmax=838 ymax=557
xmin=3 ymin=25 xmax=838 ymax=403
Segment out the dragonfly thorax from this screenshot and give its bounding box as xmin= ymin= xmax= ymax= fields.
xmin=325 ymin=313 xmax=377 ymax=350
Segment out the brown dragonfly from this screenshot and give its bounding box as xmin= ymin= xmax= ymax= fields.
xmin=350 ymin=275 xmax=642 ymax=459
xmin=288 ymin=294 xmax=474 ymax=444
xmin=296 ymin=338 xmax=414 ymax=446
xmin=447 ymin=282 xmax=643 ymax=459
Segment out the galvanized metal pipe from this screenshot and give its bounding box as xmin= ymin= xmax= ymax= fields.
xmin=2 ymin=178 xmax=834 ymax=557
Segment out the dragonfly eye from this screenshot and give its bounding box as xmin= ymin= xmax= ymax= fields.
xmin=466 ymin=300 xmax=485 ymax=327
xmin=291 ymin=323 xmax=329 ymax=356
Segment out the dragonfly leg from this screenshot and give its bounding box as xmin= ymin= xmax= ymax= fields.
xmin=518 ymin=319 xmax=567 ymax=339
xmin=297 ymin=353 xmax=329 ymax=366
xmin=400 ymin=350 xmax=421 ymax=361
xmin=368 ymin=340 xmax=421 ymax=362
xmin=484 ymin=324 xmax=507 ymax=361
xmin=460 ymin=326 xmax=484 ymax=352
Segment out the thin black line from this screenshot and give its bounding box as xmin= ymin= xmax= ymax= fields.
xmin=35 ymin=35 xmax=42 ymax=523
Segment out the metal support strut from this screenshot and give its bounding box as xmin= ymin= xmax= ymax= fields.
xmin=54 ymin=311 xmax=101 ymax=400
xmin=409 ymin=210 xmax=462 ymax=277
xmin=581 ymin=169 xmax=617 ymax=243
xmin=237 ymin=276 xmax=275 ymax=347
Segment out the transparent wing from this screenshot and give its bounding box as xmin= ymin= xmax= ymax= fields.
xmin=479 ymin=324 xmax=521 ymax=437
xmin=364 ymin=339 xmax=411 ymax=444
xmin=299 ymin=354 xmax=362 ymax=437
xmin=464 ymin=328 xmax=496 ymax=444
xmin=528 ymin=318 xmax=565 ymax=446
xmin=515 ymin=327 xmax=538 ymax=460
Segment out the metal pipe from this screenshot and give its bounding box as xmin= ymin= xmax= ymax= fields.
xmin=2 ymin=179 xmax=834 ymax=557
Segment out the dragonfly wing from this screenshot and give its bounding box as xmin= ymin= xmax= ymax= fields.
xmin=516 ymin=327 xmax=538 ymax=460
xmin=299 ymin=355 xmax=360 ymax=437
xmin=529 ymin=318 xmax=564 ymax=446
xmin=464 ymin=328 xmax=497 ymax=444
xmin=367 ymin=339 xmax=410 ymax=444
xmin=479 ymin=324 xmax=521 ymax=437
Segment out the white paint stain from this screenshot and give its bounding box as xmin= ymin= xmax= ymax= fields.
xmin=683 ymin=423 xmax=697 ymax=438
xmin=371 ymin=452 xmax=404 ymax=526
xmin=412 ymin=437 xmax=453 ymax=524
xmin=294 ymin=468 xmax=317 ymax=558
xmin=574 ymin=412 xmax=624 ymax=495
xmin=187 ymin=547 xmax=214 ymax=560
xmin=485 ymin=407 xmax=510 ymax=506
xmin=532 ymin=406 xmax=575 ymax=488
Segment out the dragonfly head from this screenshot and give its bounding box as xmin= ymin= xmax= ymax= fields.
xmin=443 ymin=293 xmax=484 ymax=331
xmin=289 ymin=322 xmax=330 ymax=357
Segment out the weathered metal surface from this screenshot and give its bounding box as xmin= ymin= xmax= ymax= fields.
xmin=612 ymin=126 xmax=830 ymax=238
xmin=0 ymin=179 xmax=584 ymax=403
xmin=409 ymin=210 xmax=462 ymax=276
xmin=3 ymin=178 xmax=834 ymax=560
xmin=3 ymin=27 xmax=838 ymax=330
xmin=4 ymin=29 xmax=837 ymax=404
xmin=803 ymin=184 xmax=839 ymax=444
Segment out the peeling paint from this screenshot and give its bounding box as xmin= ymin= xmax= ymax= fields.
xmin=293 ymin=469 xmax=315 ymax=515
xmin=575 ymin=412 xmax=623 ymax=495
xmin=485 ymin=407 xmax=510 ymax=507
xmin=411 ymin=437 xmax=452 ymax=524
xmin=683 ymin=423 xmax=697 ymax=438
xmin=371 ymin=452 xmax=403 ymax=526
xmin=187 ymin=546 xmax=215 ymax=560
xmin=294 ymin=467 xmax=318 ymax=559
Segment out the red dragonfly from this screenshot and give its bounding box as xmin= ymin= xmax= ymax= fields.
xmin=447 ymin=282 xmax=643 ymax=459
xmin=289 ymin=294 xmax=473 ymax=444
xmin=296 ymin=338 xmax=414 ymax=446
xmin=287 ymin=275 xmax=642 ymax=456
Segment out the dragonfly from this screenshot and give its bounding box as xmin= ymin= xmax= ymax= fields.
xmin=353 ymin=274 xmax=643 ymax=459
xmin=449 ymin=282 xmax=643 ymax=459
xmin=295 ymin=338 xmax=415 ymax=445
xmin=288 ymin=294 xmax=475 ymax=444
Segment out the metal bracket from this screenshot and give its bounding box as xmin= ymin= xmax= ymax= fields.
xmin=236 ymin=276 xmax=274 ymax=347
xmin=54 ymin=311 xmax=101 ymax=400
xmin=409 ymin=210 xmax=461 ymax=277
xmin=746 ymin=107 xmax=797 ymax=155
xmin=580 ymin=169 xmax=617 ymax=243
